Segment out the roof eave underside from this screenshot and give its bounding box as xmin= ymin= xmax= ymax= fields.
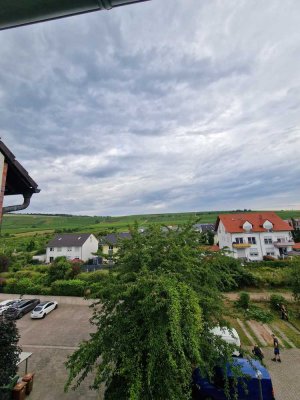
xmin=0 ymin=140 xmax=39 ymax=195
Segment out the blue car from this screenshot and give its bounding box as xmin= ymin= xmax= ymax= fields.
xmin=192 ymin=358 xmax=275 ymax=400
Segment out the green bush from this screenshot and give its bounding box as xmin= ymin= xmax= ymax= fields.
xmin=0 ymin=272 xmax=15 ymax=279
xmin=47 ymin=257 xmax=72 ymax=284
xmin=236 ymin=292 xmax=250 ymax=309
xmin=77 ymin=270 xmax=110 ymax=283
xmin=270 ymin=294 xmax=286 ymax=310
xmin=247 ymin=260 xmax=290 ymax=268
xmin=237 ymin=269 xmax=263 ymax=288
xmin=39 ymin=287 xmax=52 ymax=295
xmin=3 ymin=278 xmax=43 ymax=295
xmin=23 ymin=264 xmax=49 ymax=274
xmin=51 ymin=279 xmax=87 ymax=296
xmin=249 ymin=267 xmax=290 ymax=288
xmin=246 ymin=306 xmax=274 ymax=323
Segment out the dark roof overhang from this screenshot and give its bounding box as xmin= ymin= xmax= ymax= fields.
xmin=0 ymin=0 xmax=151 ymax=31
xmin=0 ymin=139 xmax=40 ymax=197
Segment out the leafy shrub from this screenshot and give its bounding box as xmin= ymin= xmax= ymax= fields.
xmin=3 ymin=278 xmax=43 ymax=295
xmin=0 ymin=254 xmax=11 ymax=272
xmin=40 ymin=287 xmax=52 ymax=295
xmin=51 ymin=279 xmax=87 ymax=296
xmin=263 ymin=255 xmax=276 ymax=261
xmin=77 ymin=270 xmax=110 ymax=283
xmin=270 ymin=294 xmax=286 ymax=310
xmin=246 ymin=306 xmax=274 ymax=323
xmin=236 ymin=292 xmax=250 ymax=310
xmin=237 ymin=269 xmax=263 ymax=288
xmin=247 ymin=260 xmax=290 ymax=268
xmin=249 ymin=267 xmax=290 ymax=288
xmin=0 ymin=272 xmax=15 ymax=279
xmin=29 ymin=265 xmax=49 ymax=274
xmin=3 ymin=278 xmax=18 ymax=293
xmin=47 ymin=257 xmax=72 ymax=284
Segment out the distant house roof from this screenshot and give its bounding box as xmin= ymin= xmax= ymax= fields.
xmin=193 ymin=223 xmax=215 ymax=232
xmin=0 ymin=139 xmax=39 ymax=196
xmin=47 ymin=233 xmax=94 ymax=247
xmin=100 ymin=232 xmax=132 ymax=245
xmin=293 ymin=243 xmax=300 ymax=251
xmin=208 ymin=245 xmax=220 ymax=252
xmin=216 ymin=212 xmax=292 ymax=233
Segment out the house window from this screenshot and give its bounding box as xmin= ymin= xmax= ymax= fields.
xmin=264 ymin=237 xmax=272 ymax=244
xmin=266 ymin=252 xmax=275 ymax=256
xmin=109 ymin=245 xmax=114 ymax=250
xmin=235 ymin=237 xmax=244 ymax=244
xmin=248 ymin=237 xmax=256 ymax=245
xmin=249 ymin=248 xmax=259 ymax=256
xmin=74 ymin=247 xmax=80 ymax=252
xmin=49 ymin=247 xmax=54 ymax=252
xmin=57 ymin=248 xmax=62 ymax=252
xmin=67 ymin=247 xmax=72 ymax=252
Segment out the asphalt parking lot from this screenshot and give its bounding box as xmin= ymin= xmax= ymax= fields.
xmin=15 ymin=303 xmax=103 ymax=400
xmin=5 ymin=299 xmax=300 ymax=400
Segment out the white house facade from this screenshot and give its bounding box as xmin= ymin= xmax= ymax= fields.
xmin=216 ymin=212 xmax=294 ymax=261
xmin=46 ymin=233 xmax=99 ymax=263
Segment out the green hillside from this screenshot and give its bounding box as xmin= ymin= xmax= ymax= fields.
xmin=1 ymin=210 xmax=299 ymax=236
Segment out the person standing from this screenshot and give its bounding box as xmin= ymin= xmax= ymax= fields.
xmin=271 ymin=334 xmax=281 ymax=362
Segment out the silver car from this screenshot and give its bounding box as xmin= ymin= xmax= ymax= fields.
xmin=0 ymin=299 xmax=22 ymax=315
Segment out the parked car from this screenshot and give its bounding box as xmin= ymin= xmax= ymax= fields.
xmin=210 ymin=326 xmax=241 ymax=356
xmin=0 ymin=299 xmax=22 ymax=315
xmin=192 ymin=358 xmax=275 ymax=400
xmin=31 ymin=301 xmax=58 ymax=319
xmin=4 ymin=299 xmax=40 ymax=319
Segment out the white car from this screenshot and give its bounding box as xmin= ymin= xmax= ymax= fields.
xmin=0 ymin=299 xmax=22 ymax=315
xmin=31 ymin=301 xmax=58 ymax=319
xmin=211 ymin=326 xmax=241 ymax=356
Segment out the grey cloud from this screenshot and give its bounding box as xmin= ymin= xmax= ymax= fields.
xmin=1 ymin=0 xmax=300 ymax=215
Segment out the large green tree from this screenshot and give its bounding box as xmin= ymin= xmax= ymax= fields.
xmin=290 ymin=257 xmax=300 ymax=300
xmin=0 ymin=316 xmax=21 ymax=387
xmin=66 ymin=223 xmax=244 ymax=399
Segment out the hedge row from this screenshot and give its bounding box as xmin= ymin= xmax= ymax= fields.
xmin=2 ymin=278 xmax=94 ymax=297
xmin=241 ymin=266 xmax=291 ymax=288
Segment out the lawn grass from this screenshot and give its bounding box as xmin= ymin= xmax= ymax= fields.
xmin=224 ymin=297 xmax=300 ymax=348
xmin=226 ymin=316 xmax=254 ymax=347
xmin=273 ymin=319 xmax=300 ymax=348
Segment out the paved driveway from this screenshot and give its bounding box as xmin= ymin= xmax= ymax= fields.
xmin=14 ymin=302 xmax=300 ymax=400
xmin=16 ymin=304 xmax=103 ymax=400
xmin=264 ymin=348 xmax=300 ymax=400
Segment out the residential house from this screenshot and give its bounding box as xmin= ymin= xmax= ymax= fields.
xmin=100 ymin=232 xmax=132 ymax=262
xmin=194 ymin=223 xmax=218 ymax=245
xmin=46 ymin=233 xmax=98 ymax=263
xmin=0 ymin=139 xmax=39 ymax=222
xmin=193 ymin=223 xmax=215 ymax=233
xmin=216 ymin=212 xmax=294 ymax=261
xmin=288 ymin=243 xmax=300 ymax=257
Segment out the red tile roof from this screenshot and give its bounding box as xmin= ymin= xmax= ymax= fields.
xmin=209 ymin=245 xmax=220 ymax=252
xmin=216 ymin=212 xmax=293 ymax=233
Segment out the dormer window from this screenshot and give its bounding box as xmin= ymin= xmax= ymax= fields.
xmin=263 ymin=220 xmax=273 ymax=231
xmin=243 ymin=221 xmax=252 ymax=232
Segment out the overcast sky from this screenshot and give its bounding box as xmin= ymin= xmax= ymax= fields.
xmin=1 ymin=0 xmax=300 ymax=216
